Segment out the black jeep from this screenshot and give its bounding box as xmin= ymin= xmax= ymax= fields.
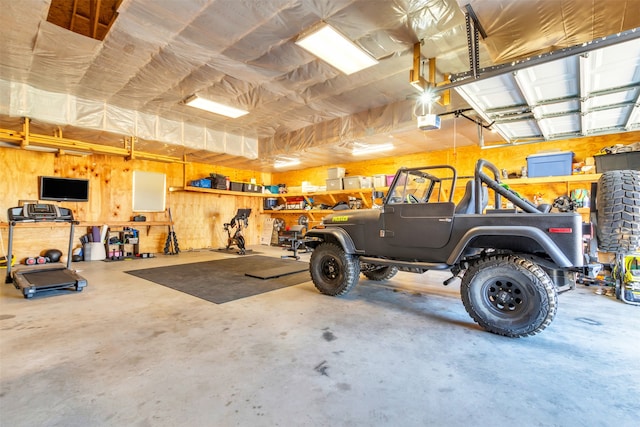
xmin=304 ymin=159 xmax=591 ymax=337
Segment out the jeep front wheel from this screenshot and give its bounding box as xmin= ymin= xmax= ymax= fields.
xmin=460 ymin=255 xmax=557 ymax=337
xmin=309 ymin=242 xmax=360 ymax=296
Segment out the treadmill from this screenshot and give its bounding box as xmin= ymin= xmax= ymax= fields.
xmin=5 ymin=204 xmax=87 ymax=298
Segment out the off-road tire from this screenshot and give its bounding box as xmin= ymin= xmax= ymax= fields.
xmin=309 ymin=242 xmax=360 ymax=296
xmin=596 ymin=170 xmax=640 ymax=253
xmin=362 ymin=266 xmax=399 ymax=281
xmin=460 ymin=255 xmax=557 ymax=337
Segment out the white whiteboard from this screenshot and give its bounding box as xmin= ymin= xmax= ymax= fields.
xmin=132 ymin=171 xmax=166 ymax=212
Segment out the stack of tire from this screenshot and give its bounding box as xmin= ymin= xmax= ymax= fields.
xmin=595 ymin=170 xmax=640 ymax=253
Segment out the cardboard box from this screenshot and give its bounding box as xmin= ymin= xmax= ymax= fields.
xmin=328 ymin=167 xmax=346 ymax=179
xmin=343 ymin=176 xmax=362 ymax=189
xmin=527 ymin=151 xmax=574 ymax=177
xmin=326 ymin=178 xmax=343 ymax=190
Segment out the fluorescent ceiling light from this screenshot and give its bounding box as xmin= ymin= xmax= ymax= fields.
xmin=0 ymin=141 xmax=19 ymax=149
xmin=184 ymin=95 xmax=249 ymax=118
xmin=24 ymin=145 xmax=58 ymax=153
xmin=274 ymin=158 xmax=301 ymax=168
xmin=352 ymin=143 xmax=394 ymax=156
xmin=295 ymin=23 xmax=378 ymax=75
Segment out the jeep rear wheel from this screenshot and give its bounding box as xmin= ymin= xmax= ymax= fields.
xmin=460 ymin=255 xmax=557 ymax=337
xmin=309 ymin=242 xmax=360 ymax=296
xmin=362 ymin=266 xmax=399 ymax=281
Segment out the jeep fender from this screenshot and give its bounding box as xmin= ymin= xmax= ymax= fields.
xmin=305 ymin=228 xmax=358 ymax=254
xmin=447 ymin=226 xmax=573 ymax=268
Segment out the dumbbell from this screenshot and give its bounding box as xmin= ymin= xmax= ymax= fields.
xmin=23 ymin=256 xmax=48 ymax=265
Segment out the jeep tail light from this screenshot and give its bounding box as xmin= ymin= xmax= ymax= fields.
xmin=548 ymin=227 xmax=573 ymax=233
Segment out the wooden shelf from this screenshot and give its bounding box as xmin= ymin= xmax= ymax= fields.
xmin=77 ymin=221 xmax=171 ymax=227
xmin=277 ymin=187 xmax=385 ymax=209
xmin=503 ymin=174 xmax=600 ymax=185
xmin=170 ymin=186 xmax=267 ymax=197
xmin=279 ymin=188 xmax=378 ymax=198
xmin=502 ymin=174 xmax=598 ymax=221
xmin=1 ymin=221 xmax=77 ymax=228
xmin=268 ymin=209 xmax=334 ymax=214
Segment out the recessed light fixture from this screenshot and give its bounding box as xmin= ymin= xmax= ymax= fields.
xmin=352 ymin=143 xmax=394 ymax=156
xmin=184 ymin=95 xmax=249 ymax=118
xmin=274 ymin=157 xmax=301 ymax=168
xmin=295 ymin=22 xmax=378 ymax=75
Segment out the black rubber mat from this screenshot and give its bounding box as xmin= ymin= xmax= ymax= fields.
xmin=244 ymin=263 xmax=308 ymax=279
xmin=125 ymin=255 xmax=309 ymax=304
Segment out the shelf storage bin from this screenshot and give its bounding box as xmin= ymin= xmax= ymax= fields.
xmin=594 ymin=151 xmax=640 ymax=172
xmin=343 ymin=176 xmax=362 ymax=189
xmin=229 ymin=182 xmax=243 ymax=192
xmin=327 ymin=167 xmax=346 ymax=179
xmin=526 ymin=151 xmax=574 ymax=177
xmin=373 ymin=174 xmax=387 ymax=187
xmin=188 ymin=178 xmax=212 ymax=188
xmin=243 ymin=183 xmax=262 ymax=193
xmin=326 ymin=178 xmax=343 ymax=190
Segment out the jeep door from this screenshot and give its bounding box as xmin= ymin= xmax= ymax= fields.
xmin=380 ymin=202 xmax=455 ymax=249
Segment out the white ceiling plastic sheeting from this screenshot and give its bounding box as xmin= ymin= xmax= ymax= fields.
xmin=1 ymin=0 xmax=639 ymax=170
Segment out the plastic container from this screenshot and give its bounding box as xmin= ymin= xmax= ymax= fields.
xmin=83 ymin=242 xmax=106 ymax=261
xmin=526 ymin=151 xmax=574 ymax=177
xmin=327 ymin=167 xmax=346 ymax=179
xmin=188 ymin=178 xmax=212 ymax=188
xmin=343 ymin=176 xmax=362 ymax=189
xmin=264 ymin=198 xmax=278 ymax=210
xmin=373 ymin=174 xmax=387 ymax=187
xmin=594 ymin=151 xmax=640 ymax=172
xmin=326 ymin=178 xmax=343 ymax=190
xmin=243 ymin=183 xmax=262 ymax=193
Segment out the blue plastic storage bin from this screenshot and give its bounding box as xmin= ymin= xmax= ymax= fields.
xmin=526 ymin=151 xmax=574 ymax=177
xmin=188 ymin=178 xmax=212 ymax=188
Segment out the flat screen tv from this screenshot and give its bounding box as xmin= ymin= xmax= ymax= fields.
xmin=39 ymin=176 xmax=89 ymax=202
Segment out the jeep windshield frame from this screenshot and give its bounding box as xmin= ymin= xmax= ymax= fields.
xmin=385 ymin=165 xmax=457 ymax=205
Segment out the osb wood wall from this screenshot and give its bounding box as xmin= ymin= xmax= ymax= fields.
xmin=2 ymin=131 xmax=638 ymax=260
xmin=272 ymin=132 xmax=640 ymax=207
xmin=0 ymin=148 xmax=272 ymax=261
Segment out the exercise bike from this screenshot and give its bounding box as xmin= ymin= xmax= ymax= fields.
xmin=223 ymin=209 xmax=251 ymax=255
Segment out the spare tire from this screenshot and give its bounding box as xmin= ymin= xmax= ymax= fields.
xmin=595 ymin=170 xmax=640 ymax=253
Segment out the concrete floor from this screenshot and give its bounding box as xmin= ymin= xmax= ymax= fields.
xmin=1 ymin=245 xmax=638 ymax=427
